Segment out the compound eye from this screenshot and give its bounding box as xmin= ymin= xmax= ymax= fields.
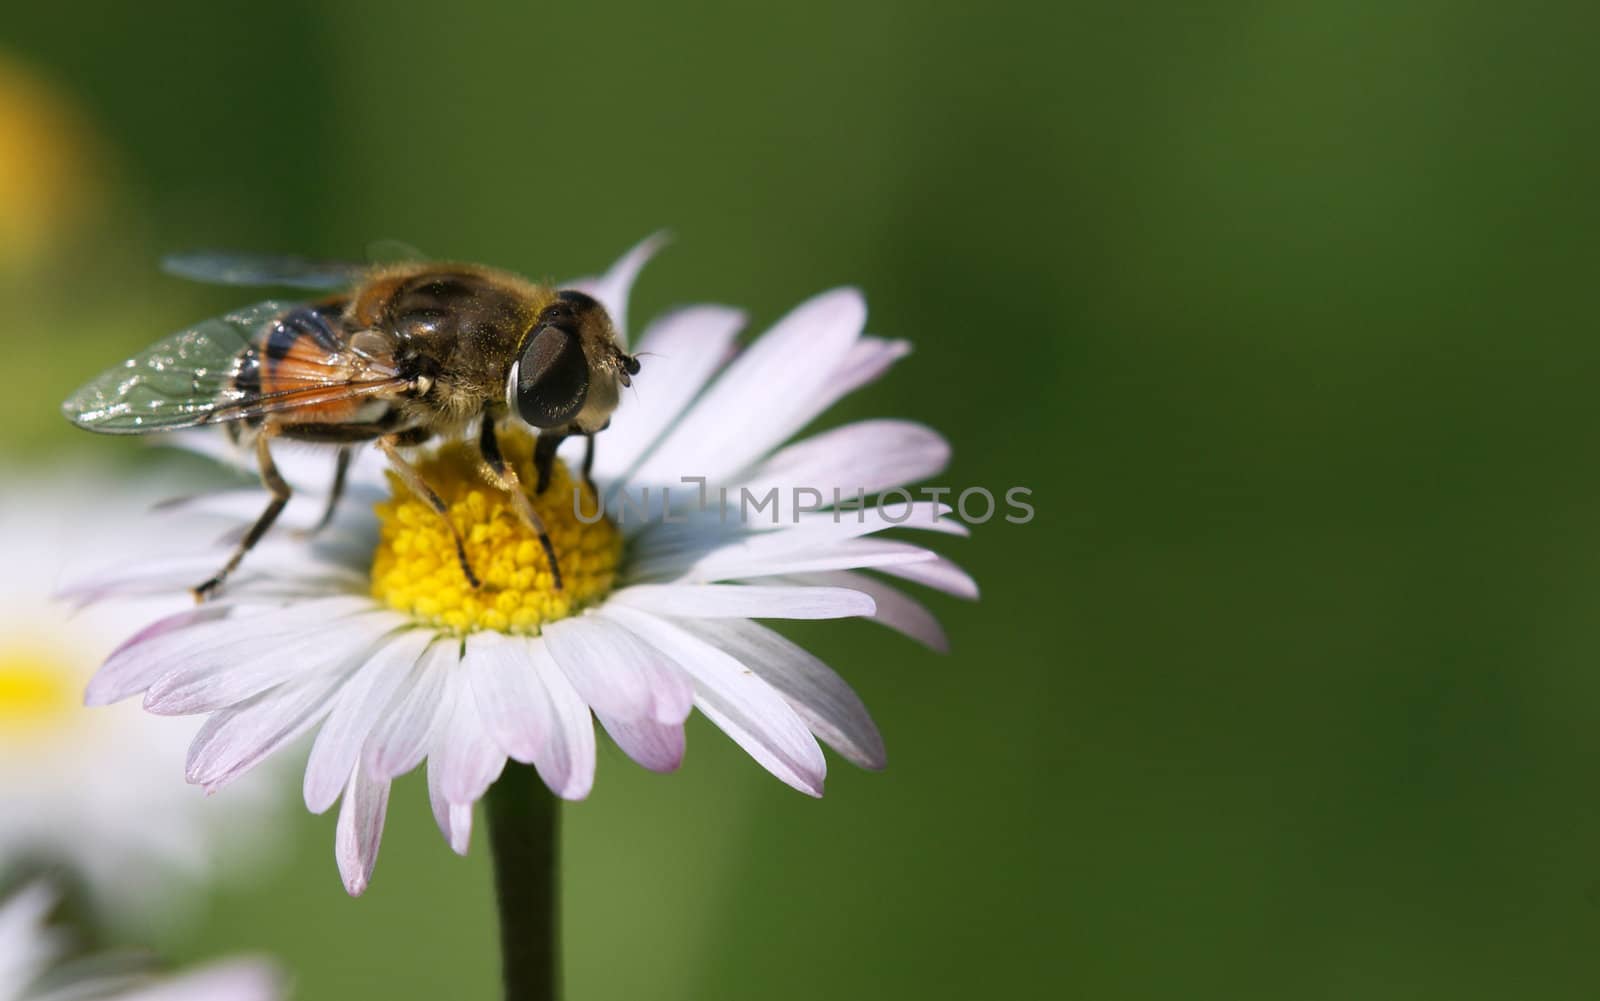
xmin=514 ymin=325 xmax=589 ymax=428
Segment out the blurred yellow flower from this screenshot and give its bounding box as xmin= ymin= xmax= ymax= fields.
xmin=0 ymin=649 xmax=77 ymax=732
xmin=0 ymin=53 xmax=104 ymax=272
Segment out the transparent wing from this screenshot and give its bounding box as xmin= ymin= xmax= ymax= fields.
xmin=63 ymin=301 xmax=291 ymax=433
xmin=364 ymin=239 xmax=429 ymax=266
xmin=162 ymin=251 xmax=367 ymax=290
xmin=64 ymin=299 xmax=414 ymax=435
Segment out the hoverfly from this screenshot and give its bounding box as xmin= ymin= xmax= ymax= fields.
xmin=62 ymin=251 xmax=640 ymax=599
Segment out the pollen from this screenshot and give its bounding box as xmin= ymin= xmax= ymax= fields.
xmin=370 ymin=429 xmax=622 ymax=635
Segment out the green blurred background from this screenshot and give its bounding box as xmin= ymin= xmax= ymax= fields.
xmin=6 ymin=1 xmax=1600 ymax=998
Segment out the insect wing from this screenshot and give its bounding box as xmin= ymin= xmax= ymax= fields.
xmin=63 ymin=301 xmax=411 ymax=434
xmin=162 ymin=251 xmax=366 ymax=290
xmin=63 ymin=301 xmax=290 ymax=433
xmin=364 ymin=239 xmax=429 ymax=266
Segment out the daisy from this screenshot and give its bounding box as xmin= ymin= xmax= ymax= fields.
xmin=0 ymin=882 xmax=280 ymax=1001
xmin=0 ymin=476 xmax=282 ymax=927
xmin=68 ymin=238 xmax=977 ymax=896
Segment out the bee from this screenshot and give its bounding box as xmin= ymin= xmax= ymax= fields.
xmin=62 ymin=251 xmax=641 ymax=599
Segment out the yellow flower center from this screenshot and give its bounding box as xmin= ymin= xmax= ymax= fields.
xmin=370 ymin=429 xmax=622 ymax=635
xmin=0 ymin=650 xmax=77 ymax=731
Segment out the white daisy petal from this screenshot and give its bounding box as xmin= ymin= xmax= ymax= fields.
xmin=542 ymin=616 xmax=692 ymax=725
xmin=609 ymin=583 xmax=875 ymax=620
xmin=464 ymin=632 xmax=553 ymax=764
xmin=528 ymin=642 xmax=597 ymax=800
xmin=786 ymin=501 xmax=969 ymax=538
xmin=432 ymin=669 xmax=508 ymax=805
xmin=363 ymin=639 xmax=456 ymax=782
xmin=596 ymin=713 xmax=686 ymax=773
xmin=186 ymin=670 xmax=347 ymax=793
xmin=876 ymin=552 xmax=980 ymax=599
xmin=0 ymin=882 xmax=283 ymax=1001
xmin=673 ymin=617 xmax=886 ymax=769
xmin=62 ymin=549 xmax=359 ymax=609
xmin=88 ymin=596 xmax=372 ymax=707
xmin=737 ymin=419 xmax=950 ymax=497
xmin=335 ymin=761 xmax=391 ymax=897
xmin=303 ymin=630 xmax=432 ymax=813
xmin=632 ymin=287 xmax=867 ymax=484
xmin=604 ymin=607 xmax=826 ymax=796
xmin=88 ymin=616 xmax=251 ymax=708
xmin=57 ymin=554 xmax=228 ymax=609
xmin=144 ymin=610 xmax=401 ymax=716
xmin=814 ymin=336 xmax=912 ymax=410
xmin=579 ymin=304 xmax=746 ymax=484
xmin=84 ymin=605 xmax=230 ymax=705
xmin=678 ymin=537 xmax=939 ymax=584
xmin=621 ymin=503 xmax=965 ymax=584
xmin=0 ymin=882 xmax=61 ymax=993
xmin=787 ymin=571 xmax=950 ymax=653
xmin=427 ymin=759 xmax=475 ymax=856
xmin=112 ymin=958 xmax=284 ymax=1001
xmin=565 ymin=231 xmax=670 ymax=346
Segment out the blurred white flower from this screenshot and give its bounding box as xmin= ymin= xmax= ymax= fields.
xmin=0 ymin=882 xmax=281 ymax=1001
xmin=69 ymin=239 xmax=976 ymax=895
xmin=0 ymin=475 xmax=282 ymax=929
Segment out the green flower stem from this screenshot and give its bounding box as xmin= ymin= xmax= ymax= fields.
xmin=486 ymin=763 xmax=561 ymax=1001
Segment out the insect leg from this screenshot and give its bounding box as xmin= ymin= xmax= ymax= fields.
xmin=301 ymin=446 xmax=352 ymax=537
xmin=532 ymin=431 xmax=566 ymax=495
xmin=479 ymin=418 xmax=564 ymax=591
xmin=193 ymin=433 xmax=291 ymax=601
xmin=581 ymin=434 xmax=596 ymax=494
xmin=378 ymin=435 xmax=482 ymax=590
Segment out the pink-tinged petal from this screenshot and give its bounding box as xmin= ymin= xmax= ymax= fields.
xmin=303 ymin=630 xmax=432 ymax=813
xmin=102 ymin=604 xmax=230 ymax=662
xmin=363 ymin=639 xmax=455 ymax=782
xmin=789 ymin=501 xmax=969 ymax=538
xmin=578 ymin=304 xmax=746 ymax=484
xmin=186 ymin=671 xmax=346 ymax=793
xmin=596 ymin=713 xmax=686 ymax=773
xmin=336 ymin=762 xmax=391 ymax=897
xmin=604 ymin=607 xmax=826 ymax=796
xmin=876 ymin=552 xmax=980 ymax=599
xmin=738 ymin=419 xmax=950 ymax=497
xmin=608 ymin=584 xmax=874 ymax=620
xmin=529 ymin=642 xmax=596 ymax=800
xmin=565 ymin=231 xmax=670 ymax=346
xmin=85 ymin=605 xmax=230 ymax=705
xmin=118 ymin=959 xmax=284 ymax=1001
xmin=56 ymin=554 xmax=226 ymax=609
xmin=543 ymin=616 xmax=692 ymax=725
xmin=89 ymin=595 xmax=372 ymax=706
xmin=427 ymin=754 xmax=476 ymax=856
xmin=432 ymin=670 xmax=507 ymax=805
xmin=463 ymin=632 xmax=552 ymax=765
xmin=632 ymin=288 xmax=867 ymax=484
xmin=61 ymin=548 xmax=362 ymax=609
xmin=144 ymin=610 xmax=400 ymax=715
xmin=816 ymin=336 xmax=912 ymax=409
xmin=89 ymin=615 xmax=253 ymax=707
xmin=623 ymin=505 xmax=965 ymax=583
xmin=676 ymin=617 xmax=886 ymax=769
xmin=789 ymin=571 xmax=950 ymax=653
xmin=682 ymin=537 xmax=939 ymax=583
